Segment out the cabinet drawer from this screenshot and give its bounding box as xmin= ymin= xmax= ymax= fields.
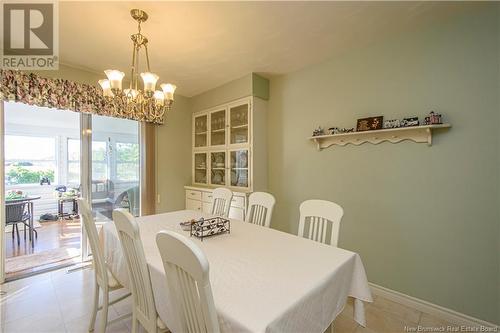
xmin=186 ymin=190 xmax=202 ymax=201
xmin=186 ymin=198 xmax=202 ymax=211
xmin=230 ymin=196 xmax=245 ymax=208
xmin=202 ymin=192 xmax=213 ymax=203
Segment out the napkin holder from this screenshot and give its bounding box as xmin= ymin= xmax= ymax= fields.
xmin=190 ymin=217 xmax=230 ymax=241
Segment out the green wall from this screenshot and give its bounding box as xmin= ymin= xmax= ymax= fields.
xmin=32 ymin=63 xmax=101 ymax=86
xmin=155 ymin=95 xmax=192 ymax=213
xmin=267 ymin=4 xmax=499 ymax=324
xmin=190 ymin=74 xmax=253 ymax=112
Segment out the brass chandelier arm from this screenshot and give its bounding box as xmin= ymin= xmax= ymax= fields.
xmin=129 ymin=40 xmax=137 ymax=91
xmin=135 ymin=45 xmax=140 ymax=91
xmin=144 ymin=44 xmax=151 ymax=73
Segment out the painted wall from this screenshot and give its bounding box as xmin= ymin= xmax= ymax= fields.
xmin=31 ymin=63 xmax=101 ymax=86
xmin=497 ymin=5 xmax=500 ymax=324
xmin=267 ymin=4 xmax=499 ymax=324
xmin=155 ymin=95 xmax=192 ymax=213
xmin=190 ymin=74 xmax=253 ymax=112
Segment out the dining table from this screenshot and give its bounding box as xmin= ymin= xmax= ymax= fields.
xmin=100 ymin=210 xmax=373 ymax=333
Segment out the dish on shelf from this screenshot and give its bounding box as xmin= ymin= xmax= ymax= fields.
xmin=239 ymin=152 xmax=248 ymax=168
xmin=212 ymin=171 xmax=224 ymax=184
xmin=231 ymin=170 xmax=238 ymax=185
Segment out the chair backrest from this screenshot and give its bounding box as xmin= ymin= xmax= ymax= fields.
xmin=156 ymin=231 xmax=220 ymax=333
xmin=5 ymin=202 xmax=28 ymax=223
xmin=298 ymin=199 xmax=344 ymax=247
xmin=77 ymin=198 xmax=109 ymax=287
xmin=245 ymin=192 xmax=276 ymax=228
xmin=211 ymin=188 xmax=233 ymax=218
xmin=112 ymin=209 xmax=157 ymax=330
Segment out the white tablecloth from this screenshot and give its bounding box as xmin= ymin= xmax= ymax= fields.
xmin=100 ymin=210 xmax=373 ymax=333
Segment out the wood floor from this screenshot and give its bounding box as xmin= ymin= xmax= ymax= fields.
xmin=4 ymin=219 xmax=82 ymax=280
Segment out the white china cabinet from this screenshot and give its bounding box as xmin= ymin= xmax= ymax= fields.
xmin=187 ymin=96 xmax=268 ymax=218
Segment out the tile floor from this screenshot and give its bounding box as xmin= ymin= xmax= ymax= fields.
xmin=0 ymin=267 xmax=467 ymax=333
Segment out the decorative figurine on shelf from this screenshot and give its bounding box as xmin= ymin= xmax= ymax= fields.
xmin=383 ymin=119 xmax=401 ymax=129
xmin=400 ymin=117 xmax=419 ymax=127
xmin=328 ymin=127 xmax=339 ymax=135
xmin=423 ymin=111 xmax=442 ymax=125
xmin=312 ymin=126 xmax=325 ymax=136
xmin=328 ymin=127 xmax=354 ymax=135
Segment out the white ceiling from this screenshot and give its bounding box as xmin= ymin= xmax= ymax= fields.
xmin=56 ymin=1 xmax=467 ymax=97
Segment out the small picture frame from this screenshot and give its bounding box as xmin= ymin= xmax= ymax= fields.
xmin=356 ymin=116 xmax=383 ymax=132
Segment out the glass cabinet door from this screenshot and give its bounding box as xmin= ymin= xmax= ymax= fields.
xmin=194 ymin=114 xmax=208 ymax=148
xmin=210 ymin=151 xmax=226 ymax=185
xmin=194 ymin=153 xmax=207 ymax=184
xmin=210 ymin=109 xmax=226 ymax=146
xmin=229 ymin=103 xmax=249 ymax=145
xmin=230 ymin=149 xmax=249 ymax=188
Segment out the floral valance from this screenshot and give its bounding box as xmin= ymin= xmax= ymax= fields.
xmin=0 ymin=69 xmax=163 ymax=124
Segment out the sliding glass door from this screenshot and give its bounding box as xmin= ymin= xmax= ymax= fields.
xmin=80 ymin=114 xmax=141 ymax=259
xmin=0 ymin=102 xmax=143 ymax=280
xmin=90 ymin=115 xmax=140 ymax=222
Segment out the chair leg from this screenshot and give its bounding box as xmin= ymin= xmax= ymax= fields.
xmin=15 ymin=224 xmax=20 ymax=246
xmin=11 ymin=225 xmax=14 ymax=239
xmin=24 ymin=223 xmax=26 ymax=240
xmin=89 ymin=283 xmax=100 ymax=332
xmin=99 ymin=288 xmax=109 ymax=333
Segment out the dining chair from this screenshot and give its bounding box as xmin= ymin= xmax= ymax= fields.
xmin=211 ymin=187 xmax=233 ymax=218
xmin=298 ymin=199 xmax=344 ymax=247
xmin=245 ymin=192 xmax=276 ymax=228
xmin=77 ymin=198 xmax=131 ymax=333
xmin=156 ymin=230 xmax=220 ymax=333
xmin=112 ymin=209 xmax=167 ymax=333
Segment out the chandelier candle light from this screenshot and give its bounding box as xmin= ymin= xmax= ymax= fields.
xmin=98 ymin=9 xmax=176 ymax=123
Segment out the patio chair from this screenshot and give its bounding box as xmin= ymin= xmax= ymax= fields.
xmin=5 ymin=201 xmax=36 ymax=246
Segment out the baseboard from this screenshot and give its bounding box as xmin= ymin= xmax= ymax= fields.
xmin=369 ymin=283 xmax=498 ymax=329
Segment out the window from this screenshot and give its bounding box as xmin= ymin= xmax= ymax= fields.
xmin=5 ymin=135 xmax=56 ymax=185
xmin=116 ymin=142 xmax=139 ymax=181
xmin=92 ymin=141 xmax=107 ymax=180
xmin=67 ymin=138 xmax=80 ymax=185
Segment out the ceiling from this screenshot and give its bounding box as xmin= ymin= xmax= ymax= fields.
xmin=56 ymin=1 xmax=468 ymax=97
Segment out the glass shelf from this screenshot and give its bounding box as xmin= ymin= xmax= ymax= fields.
xmin=230 ymin=149 xmax=249 ymax=188
xmin=210 ymin=110 xmax=226 ymax=146
xmin=194 ymin=152 xmax=207 ymax=184
xmin=194 ymin=114 xmax=208 ymax=148
xmin=210 ymin=151 xmax=226 ymax=185
xmin=230 ymin=104 xmax=248 ymax=145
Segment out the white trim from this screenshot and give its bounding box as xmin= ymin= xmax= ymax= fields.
xmin=369 ymin=283 xmax=498 ymax=328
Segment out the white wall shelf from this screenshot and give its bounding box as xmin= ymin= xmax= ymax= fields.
xmin=308 ymin=124 xmax=451 ymax=151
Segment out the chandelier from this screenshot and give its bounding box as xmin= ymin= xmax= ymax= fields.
xmin=98 ymin=9 xmax=176 ymax=123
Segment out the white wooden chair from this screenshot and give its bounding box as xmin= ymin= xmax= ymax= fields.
xmin=156 ymin=231 xmax=220 ymax=333
xmin=211 ymin=187 xmax=233 ymax=218
xmin=245 ymin=192 xmax=276 ymax=228
xmin=77 ymin=198 xmax=131 ymax=333
xmin=298 ymin=199 xmax=344 ymax=247
xmin=112 ymin=209 xmax=168 ymax=333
